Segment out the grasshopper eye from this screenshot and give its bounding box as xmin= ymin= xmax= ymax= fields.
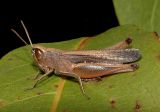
xmin=32 ymin=48 xmax=43 ymax=61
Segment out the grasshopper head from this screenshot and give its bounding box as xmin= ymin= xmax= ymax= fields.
xmin=31 ymin=45 xmax=50 ymax=72
xmin=32 ymin=45 xmax=45 ymax=62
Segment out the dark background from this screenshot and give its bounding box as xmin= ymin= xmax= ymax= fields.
xmin=0 ymin=1 xmax=118 ymax=58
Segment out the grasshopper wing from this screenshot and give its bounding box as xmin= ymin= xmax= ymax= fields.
xmin=62 ymin=49 xmax=141 ymax=64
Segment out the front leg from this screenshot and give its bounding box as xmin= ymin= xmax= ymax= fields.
xmin=26 ymin=70 xmax=53 ymax=90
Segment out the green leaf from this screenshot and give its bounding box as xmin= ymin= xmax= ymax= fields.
xmin=113 ymin=0 xmax=160 ymax=32
xmin=0 ymin=25 xmax=160 ymax=112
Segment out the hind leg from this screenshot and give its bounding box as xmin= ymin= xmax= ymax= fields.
xmin=106 ymin=37 xmax=132 ymax=49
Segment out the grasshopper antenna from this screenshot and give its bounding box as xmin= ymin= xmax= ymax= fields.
xmin=11 ymin=29 xmax=29 ymax=46
xmin=11 ymin=20 xmax=33 ymax=48
xmin=20 ymin=20 xmax=33 ymax=47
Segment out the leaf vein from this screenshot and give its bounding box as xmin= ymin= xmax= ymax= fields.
xmin=0 ymin=92 xmax=55 ymax=109
xmin=150 ymin=0 xmax=158 ymax=30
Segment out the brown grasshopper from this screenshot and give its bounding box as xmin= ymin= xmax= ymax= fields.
xmin=11 ymin=21 xmax=141 ymax=98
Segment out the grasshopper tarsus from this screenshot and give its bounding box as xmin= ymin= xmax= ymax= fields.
xmin=24 ymin=87 xmax=35 ymax=91
xmin=125 ymin=37 xmax=132 ymax=45
xmin=84 ymin=93 xmax=91 ymax=100
xmin=24 ymin=80 xmax=42 ymax=92
xmin=131 ymin=63 xmax=139 ymax=71
xmin=24 ymin=81 xmax=39 ymax=91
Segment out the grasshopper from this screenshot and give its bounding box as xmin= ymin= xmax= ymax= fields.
xmin=11 ymin=21 xmax=141 ymax=98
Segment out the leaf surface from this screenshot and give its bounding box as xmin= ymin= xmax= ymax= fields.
xmin=0 ymin=25 xmax=160 ymax=112
xmin=113 ymin=0 xmax=160 ymax=32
